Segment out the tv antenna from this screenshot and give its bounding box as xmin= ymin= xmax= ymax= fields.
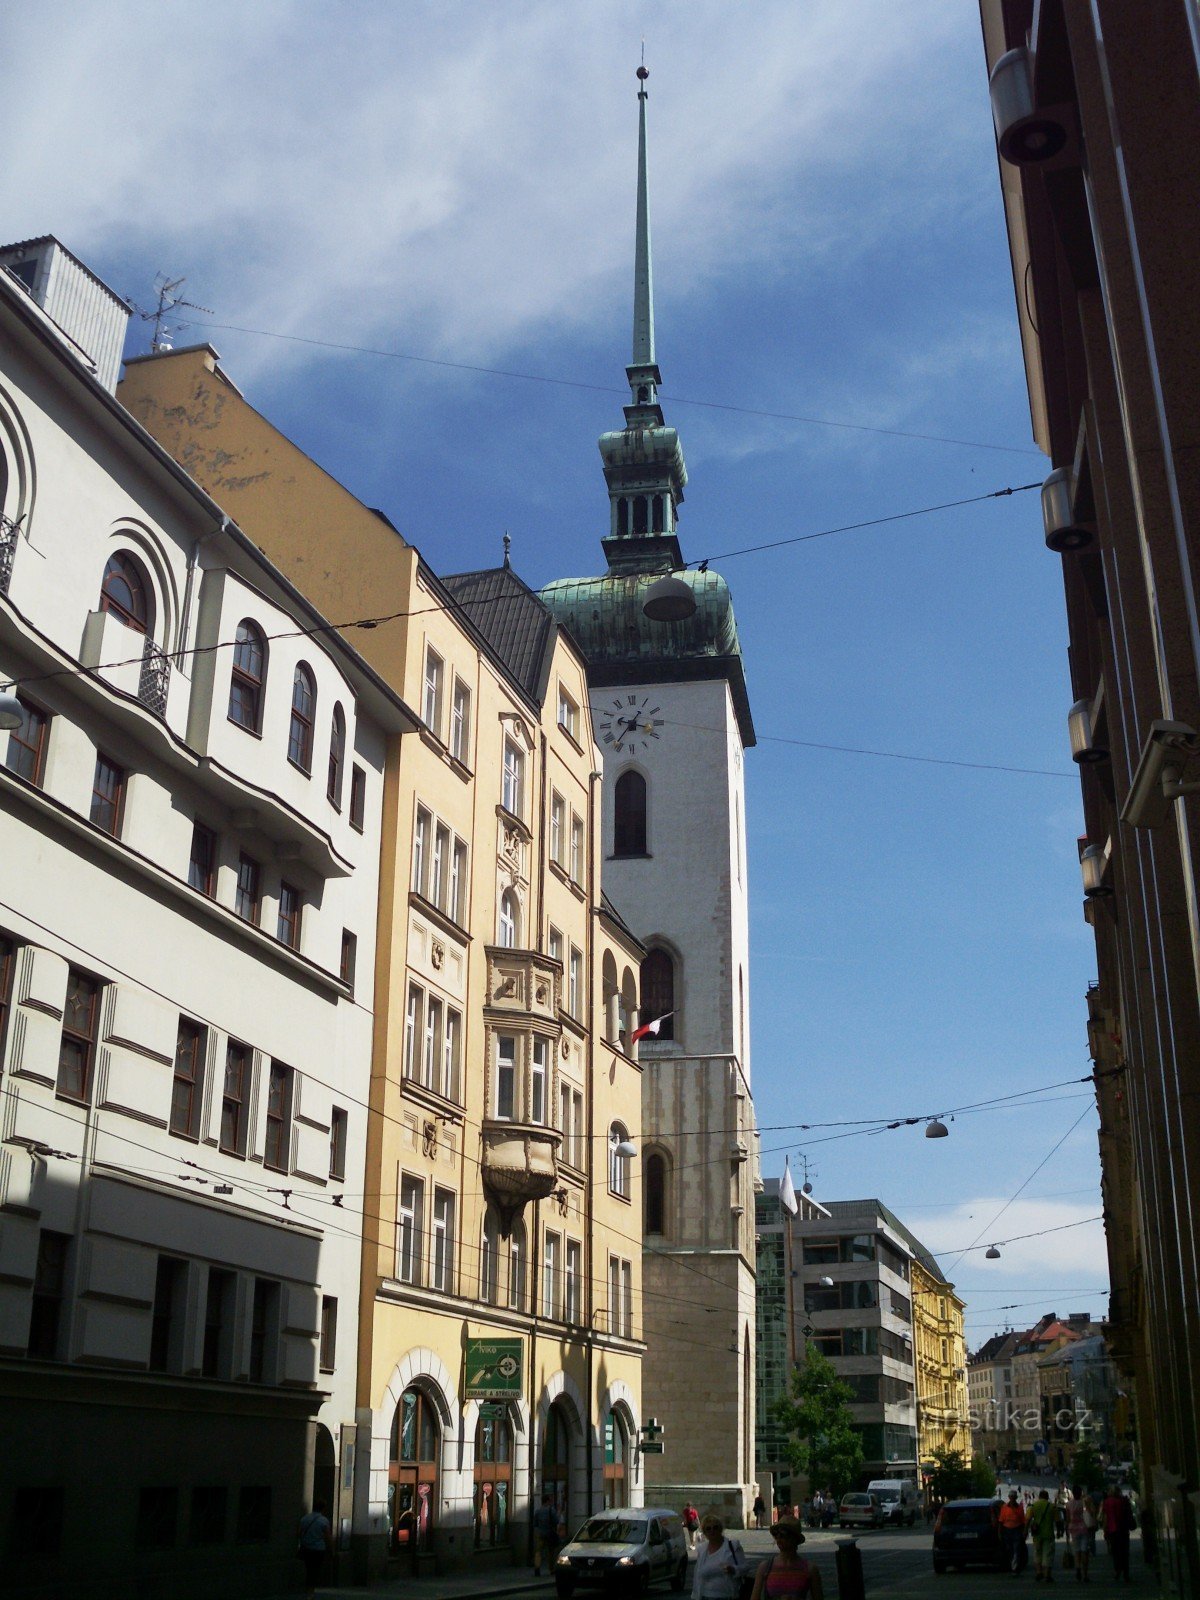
xmin=799 ymin=1155 xmax=817 ymax=1195
xmin=134 ymin=273 xmax=213 ymax=354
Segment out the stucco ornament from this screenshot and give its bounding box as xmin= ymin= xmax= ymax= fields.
xmin=431 ymin=940 xmax=445 ymax=971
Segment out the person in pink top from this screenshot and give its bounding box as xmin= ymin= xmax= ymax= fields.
xmin=748 ymin=1517 xmax=824 ymax=1600
xmin=1065 ymin=1485 xmax=1095 ymax=1582
xmin=1101 ymin=1487 xmax=1135 ymax=1581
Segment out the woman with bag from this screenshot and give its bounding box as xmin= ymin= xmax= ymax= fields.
xmin=748 ymin=1517 xmax=824 ymax=1600
xmin=1065 ymin=1486 xmax=1093 ymax=1583
xmin=692 ymin=1516 xmax=746 ymax=1600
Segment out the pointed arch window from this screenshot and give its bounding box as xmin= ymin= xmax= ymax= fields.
xmin=288 ymin=663 xmax=316 ymax=773
xmin=640 ymin=948 xmax=675 ymax=1040
xmin=613 ymin=770 xmax=648 ymax=857
xmin=645 ymin=1151 xmax=667 ymax=1236
xmin=327 ymin=703 xmax=346 ymax=807
xmin=229 ymin=620 xmax=267 ymax=731
xmin=99 ymin=551 xmax=152 ymax=634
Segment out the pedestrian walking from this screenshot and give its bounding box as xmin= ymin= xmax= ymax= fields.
xmin=1101 ymin=1486 xmax=1135 ymax=1582
xmin=297 ymin=1501 xmax=333 ymax=1600
xmin=1027 ymin=1490 xmax=1057 ymax=1584
xmin=692 ymin=1515 xmax=746 ymax=1600
xmin=748 ymin=1516 xmax=823 ymax=1600
xmin=532 ymin=1494 xmax=560 ymax=1576
xmin=684 ymin=1501 xmax=701 ymax=1549
xmin=1065 ymin=1485 xmax=1094 ymax=1583
xmin=999 ymin=1490 xmax=1029 ymax=1575
xmin=753 ymin=1493 xmax=767 ymax=1530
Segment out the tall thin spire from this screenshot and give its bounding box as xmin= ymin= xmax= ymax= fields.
xmin=633 ymin=61 xmax=655 ymax=369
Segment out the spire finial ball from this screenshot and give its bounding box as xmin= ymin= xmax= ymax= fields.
xmin=636 ymin=65 xmax=649 ymax=80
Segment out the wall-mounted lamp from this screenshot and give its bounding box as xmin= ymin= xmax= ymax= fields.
xmin=1068 ymin=699 xmax=1108 ymax=764
xmin=1041 ymin=467 xmax=1095 ymax=552
xmin=989 ymin=47 xmax=1069 ymax=165
xmin=1080 ymin=842 xmax=1112 ymax=899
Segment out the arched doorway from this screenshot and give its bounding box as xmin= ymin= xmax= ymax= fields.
xmin=543 ymin=1400 xmax=572 ymax=1526
xmin=474 ymin=1405 xmax=513 ymax=1548
xmin=390 ymin=1386 xmax=439 ymax=1560
xmin=603 ymin=1408 xmax=630 ymax=1508
xmin=312 ymin=1422 xmax=337 ymax=1524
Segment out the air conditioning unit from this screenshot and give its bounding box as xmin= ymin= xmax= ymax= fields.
xmin=989 ymin=47 xmax=1069 ymax=165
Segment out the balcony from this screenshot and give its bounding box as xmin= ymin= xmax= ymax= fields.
xmin=480 ymin=1119 xmax=564 ymax=1234
xmin=0 ymin=513 xmax=19 ymax=594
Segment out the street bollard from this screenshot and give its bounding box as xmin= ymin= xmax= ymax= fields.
xmin=835 ymin=1536 xmax=866 ymax=1600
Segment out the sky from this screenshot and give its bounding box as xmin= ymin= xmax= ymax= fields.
xmin=1 ymin=1 xmax=1107 ymax=1344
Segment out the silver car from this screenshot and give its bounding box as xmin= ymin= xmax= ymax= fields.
xmin=555 ymin=1508 xmax=689 ymax=1596
xmin=839 ymin=1492 xmax=883 ymax=1529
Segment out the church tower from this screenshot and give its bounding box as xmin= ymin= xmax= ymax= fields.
xmin=542 ymin=66 xmax=760 ymax=1523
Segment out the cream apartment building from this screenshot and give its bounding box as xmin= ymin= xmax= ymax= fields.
xmin=118 ymin=343 xmax=648 ymax=1577
xmin=0 ymin=241 xmax=410 ymax=1599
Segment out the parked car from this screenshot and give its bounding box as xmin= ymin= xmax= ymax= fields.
xmin=932 ymin=1498 xmax=1005 ymax=1574
xmin=555 ymin=1508 xmax=689 ymax=1597
xmin=839 ymin=1492 xmax=883 ymax=1529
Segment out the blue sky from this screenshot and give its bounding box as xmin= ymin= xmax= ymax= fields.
xmin=2 ymin=2 xmax=1107 ymax=1341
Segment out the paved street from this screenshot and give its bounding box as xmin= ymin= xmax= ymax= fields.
xmin=270 ymin=1522 xmax=1148 ymax=1600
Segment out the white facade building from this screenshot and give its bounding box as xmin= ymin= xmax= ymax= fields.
xmin=0 ymin=247 xmax=415 ymax=1598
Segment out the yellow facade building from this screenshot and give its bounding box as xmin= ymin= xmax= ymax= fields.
xmin=119 ymin=348 xmax=647 ymax=1576
xmin=911 ymin=1258 xmax=971 ymax=1470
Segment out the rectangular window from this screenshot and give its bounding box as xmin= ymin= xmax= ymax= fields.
xmin=149 ymin=1255 xmax=186 ymax=1372
xmin=450 ymin=839 xmax=467 ymax=923
xmin=320 ymin=1295 xmax=338 ymax=1374
xmin=190 ymin=1486 xmax=227 ymax=1546
xmin=136 ymin=1486 xmax=179 ymax=1551
xmin=5 ymin=697 xmax=49 ymax=784
xmin=235 ymin=1486 xmax=271 ymax=1544
xmin=543 ymin=1231 xmax=560 ymax=1319
xmin=404 ymin=984 xmax=421 ymax=1079
xmin=550 ymin=793 xmax=565 ymax=866
xmin=509 ymin=1229 xmax=525 ymax=1310
xmin=329 ymin=1106 xmax=348 ymax=1181
xmin=570 ymin=815 xmax=584 ymax=883
xmin=423 ymin=647 xmax=444 ymax=734
xmin=248 ymin=1280 xmax=278 ymax=1384
xmin=277 ymin=881 xmax=302 ymax=949
xmin=569 ymin=947 xmax=582 ymax=1019
xmin=531 ymin=1037 xmax=547 ymax=1124
xmin=188 ymin=822 xmax=216 ymax=895
xmin=170 ymin=1018 xmax=205 ymax=1140
xmin=398 ymin=1175 xmax=424 ymax=1284
xmin=27 ymin=1230 xmax=70 ymax=1359
xmin=501 ymin=738 xmax=524 ymax=816
xmin=349 ymin=763 xmax=366 ymax=830
xmin=621 ymin=1259 xmax=633 ymax=1339
xmin=412 ymin=805 xmax=430 ymax=896
xmin=565 ymin=1239 xmax=581 ymax=1324
xmin=221 ymin=1041 xmax=250 ymax=1155
xmin=442 ymin=1008 xmax=461 ymax=1102
xmin=558 ymin=686 xmax=579 ymax=741
xmin=57 ymin=967 xmax=100 ymax=1102
xmin=559 ymin=1082 xmax=571 ymax=1155
xmin=423 ymin=997 xmax=442 ymax=1089
xmin=496 ymin=1035 xmax=516 ymax=1120
xmin=548 ymin=925 xmax=563 ymax=968
xmin=572 ymin=1090 xmax=583 ymax=1166
xmin=431 ymin=1189 xmax=455 ymax=1293
xmin=90 ymin=752 xmax=125 ymax=834
xmin=450 ymin=678 xmax=472 ymax=763
xmin=340 ymin=929 xmax=357 ymax=992
xmin=264 ymin=1061 xmax=293 ymax=1172
xmin=431 ymin=823 xmax=448 ymax=908
xmin=609 ymin=1255 xmax=620 ymax=1336
xmin=202 ymin=1268 xmax=235 ymax=1378
xmin=235 ymin=853 xmax=261 ymax=923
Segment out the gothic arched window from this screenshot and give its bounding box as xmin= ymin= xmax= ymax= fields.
xmin=640 ymin=948 xmax=675 ymax=1040
xmin=645 ymin=1151 xmax=667 ymax=1236
xmin=613 ymin=770 xmax=647 ymax=858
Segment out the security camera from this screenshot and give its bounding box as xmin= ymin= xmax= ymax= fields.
xmin=1120 ymin=720 xmax=1200 ymax=829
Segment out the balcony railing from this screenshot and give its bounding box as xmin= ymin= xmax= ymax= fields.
xmin=0 ymin=513 xmax=20 ymax=594
xmin=138 ymin=640 xmax=171 ymax=717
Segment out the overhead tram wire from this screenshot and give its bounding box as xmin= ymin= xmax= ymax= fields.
xmin=193 ymin=318 xmax=1044 ymax=459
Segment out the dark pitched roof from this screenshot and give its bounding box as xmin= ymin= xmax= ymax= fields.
xmin=599 ymin=889 xmax=643 ymax=950
xmin=441 ymin=565 xmax=556 ymax=706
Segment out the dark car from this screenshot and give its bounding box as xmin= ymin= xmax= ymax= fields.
xmin=932 ymin=1498 xmax=1005 ymax=1574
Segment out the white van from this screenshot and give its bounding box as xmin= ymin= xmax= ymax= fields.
xmin=866 ymin=1479 xmax=920 ymax=1526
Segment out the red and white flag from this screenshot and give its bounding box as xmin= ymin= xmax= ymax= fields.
xmin=630 ymin=1012 xmax=674 ymax=1045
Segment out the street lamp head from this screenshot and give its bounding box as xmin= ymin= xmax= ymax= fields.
xmin=0 ymin=691 xmax=23 ymax=732
xmin=817 ymin=1275 xmax=834 ymax=1288
xmin=641 ymin=574 xmax=697 ymax=622
xmin=925 ymin=1118 xmax=949 ymax=1139
xmin=613 ymin=1138 xmax=637 ymax=1159
xmin=985 ymin=1244 xmax=1002 ymax=1260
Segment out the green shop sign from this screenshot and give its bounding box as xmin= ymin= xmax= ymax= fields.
xmin=465 ymin=1338 xmax=523 ymax=1398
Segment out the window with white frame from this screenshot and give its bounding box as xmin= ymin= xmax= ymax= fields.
xmin=495 ymin=1035 xmax=516 ymax=1120
xmin=608 ymin=1255 xmax=621 ymax=1335
xmin=565 ymin=1239 xmax=581 ymax=1324
xmin=531 ymin=1037 xmax=547 ymax=1124
xmin=442 ymin=1009 xmax=461 ymax=1102
xmin=423 ymin=997 xmax=442 ymax=1088
xmin=423 ymin=646 xmax=444 ymax=735
xmin=450 ymin=840 xmax=467 ymax=923
xmin=548 ymin=925 xmax=563 ymax=968
xmin=413 ymin=807 xmax=429 ymax=895
xmin=431 ymin=1188 xmax=455 ymax=1293
xmin=609 ymin=1122 xmax=631 ymax=1198
xmin=570 ymin=814 xmax=584 ymax=884
xmin=430 ymin=823 xmax=448 ymax=907
xmin=559 ymin=1083 xmax=583 ymax=1167
xmin=404 ymin=983 xmax=462 ymax=1103
xmin=569 ymin=946 xmax=582 ymax=1018
xmin=501 ymin=738 xmax=524 ymax=816
xmin=572 ymin=1091 xmax=583 ymax=1166
xmin=509 ymin=1220 xmax=526 ymax=1311
xmin=498 ymin=890 xmax=519 ymax=948
xmin=412 ymin=804 xmax=469 ymax=921
xmin=481 ymin=1205 xmax=499 ymax=1304
xmin=405 ymin=985 xmax=420 ymax=1080
xmin=557 ymin=686 xmax=579 ymax=741
xmin=398 ymin=1175 xmax=424 ymax=1284
xmin=608 ymin=1256 xmax=633 ymax=1338
xmin=550 ymin=793 xmax=565 ymax=867
xmin=543 ymin=1231 xmax=560 ymax=1319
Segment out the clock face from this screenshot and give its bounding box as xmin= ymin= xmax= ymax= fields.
xmin=597 ymin=693 xmax=665 ymax=756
